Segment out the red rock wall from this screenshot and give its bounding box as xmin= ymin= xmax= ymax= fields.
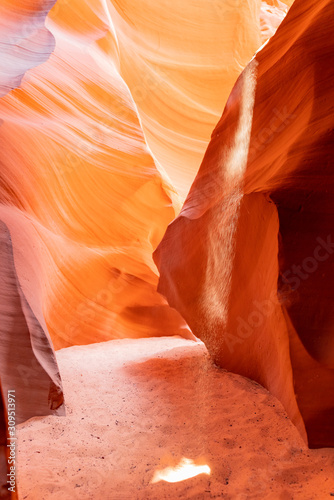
xmin=0 ymin=0 xmax=293 ymax=495
xmin=154 ymin=0 xmax=334 ymax=447
xmin=0 ymin=0 xmax=190 ymax=350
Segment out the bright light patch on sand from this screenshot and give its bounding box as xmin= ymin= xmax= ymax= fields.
xmin=151 ymin=458 xmax=211 ymax=484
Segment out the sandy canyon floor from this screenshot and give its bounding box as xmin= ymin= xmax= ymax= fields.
xmin=16 ymin=337 xmax=334 ymax=499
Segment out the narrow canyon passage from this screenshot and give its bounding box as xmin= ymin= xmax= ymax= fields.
xmin=1 ymin=0 xmax=333 ymax=497
xmin=17 ymin=337 xmax=334 ymax=499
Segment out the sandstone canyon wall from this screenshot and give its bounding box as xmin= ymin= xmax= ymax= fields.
xmin=0 ymin=1 xmax=282 ymax=495
xmin=155 ymin=0 xmax=334 ymax=448
xmin=0 ymin=0 xmax=273 ymax=352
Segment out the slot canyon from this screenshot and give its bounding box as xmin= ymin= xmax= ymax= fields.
xmin=0 ymin=0 xmax=333 ymax=498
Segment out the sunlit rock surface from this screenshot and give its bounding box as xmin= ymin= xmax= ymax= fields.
xmin=3 ymin=0 xmax=332 ymax=497
xmin=108 ymin=0 xmax=263 ymax=197
xmin=155 ymin=0 xmax=334 ymax=448
xmin=260 ymin=0 xmax=288 ymax=43
xmin=0 ymin=0 xmax=191 ymax=352
xmin=0 ymin=0 xmax=57 ymax=97
xmin=0 ymin=0 xmax=292 ymax=351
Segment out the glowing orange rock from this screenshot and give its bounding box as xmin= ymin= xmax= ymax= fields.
xmin=0 ymin=0 xmax=287 ymax=354
xmin=108 ymin=0 xmax=264 ymax=197
xmin=0 ymin=0 xmax=190 ymax=350
xmin=0 ymin=0 xmax=295 ymax=496
xmin=155 ymin=0 xmax=334 ymax=448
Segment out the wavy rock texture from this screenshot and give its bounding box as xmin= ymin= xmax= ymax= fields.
xmin=155 ymin=0 xmax=334 ymax=448
xmin=0 ymin=0 xmax=294 ymax=494
xmin=0 ymin=0 xmax=57 ymax=97
xmin=0 ymin=0 xmax=285 ymax=351
xmin=0 ymin=220 xmax=64 ymax=500
xmin=0 ymin=0 xmax=191 ymax=352
xmin=260 ymin=0 xmax=288 ymax=43
xmin=107 ymin=0 xmax=263 ymax=197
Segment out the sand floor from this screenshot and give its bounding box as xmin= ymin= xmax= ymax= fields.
xmin=16 ymin=336 xmax=334 ymax=499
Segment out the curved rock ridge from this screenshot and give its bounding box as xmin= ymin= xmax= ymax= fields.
xmin=0 ymin=0 xmax=292 ymax=495
xmin=260 ymin=0 xmax=288 ymax=43
xmin=0 ymin=0 xmax=192 ymax=350
xmin=0 ymin=219 xmax=64 ymax=419
xmin=0 ymin=219 xmax=64 ymax=500
xmin=154 ymin=0 xmax=334 ymax=448
xmin=0 ymin=0 xmax=57 ymax=98
xmin=107 ymin=0 xmax=263 ymax=197
xmin=0 ymin=0 xmax=288 ymax=349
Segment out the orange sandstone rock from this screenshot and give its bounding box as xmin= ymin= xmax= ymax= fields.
xmin=108 ymin=0 xmax=263 ymax=197
xmin=154 ymin=0 xmax=334 ymax=448
xmin=0 ymin=0 xmax=188 ymax=350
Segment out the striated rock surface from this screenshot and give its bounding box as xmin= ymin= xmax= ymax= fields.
xmin=0 ymin=0 xmax=57 ymax=98
xmin=0 ymin=220 xmax=64 ymax=499
xmin=108 ymin=0 xmax=263 ymax=197
xmin=154 ymin=0 xmax=334 ymax=448
xmin=0 ymin=0 xmax=191 ymax=350
xmin=0 ymin=0 xmax=285 ymax=352
xmin=0 ymin=0 xmax=305 ymax=496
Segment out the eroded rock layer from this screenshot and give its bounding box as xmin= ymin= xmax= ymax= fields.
xmin=0 ymin=0 xmax=294 ymax=495
xmin=0 ymin=0 xmax=191 ymax=350
xmin=154 ymin=0 xmax=334 ymax=448
xmin=0 ymin=220 xmax=64 ymax=499
xmin=0 ymin=0 xmax=288 ymax=352
xmin=108 ymin=0 xmax=263 ymax=197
